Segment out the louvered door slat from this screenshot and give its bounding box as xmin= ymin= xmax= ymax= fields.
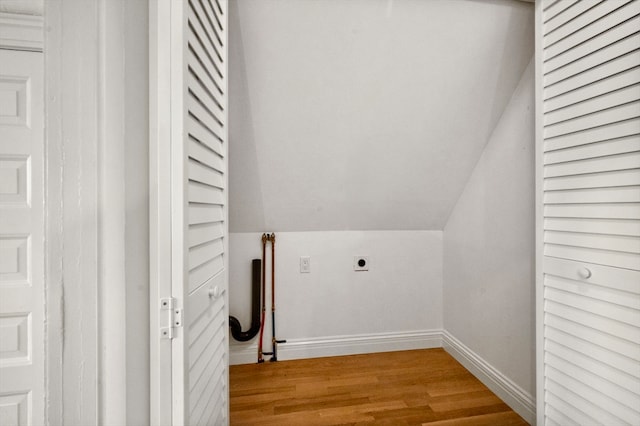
xmin=186 ymin=55 xmax=223 ymax=113
xmin=544 ymin=1 xmax=640 ymax=61
xmin=545 ymin=312 xmax=639 ymax=362
xmin=187 ymin=93 xmax=224 ymax=142
xmin=189 ymin=0 xmax=223 ymax=54
xmin=543 ymin=0 xmax=600 ymax=36
xmin=543 ymin=151 xmax=640 ymax=176
xmin=544 ymin=101 xmax=640 ymax=139
xmin=187 ymin=46 xmax=223 ymax=97
xmin=188 ymin=120 xmax=224 ymax=159
xmin=544 ymin=186 xmax=640 ymax=204
xmin=538 ymin=2 xmax=640 ymax=423
xmin=545 ymin=67 xmax=640 ymax=113
xmin=544 ymin=135 xmax=640 ymax=162
xmin=547 ymin=352 xmax=640 ymax=414
xmin=544 ymin=1 xmax=633 ymax=48
xmin=545 ymin=34 xmax=640 ymax=89
xmin=546 ymin=275 xmax=639 ymax=312
xmin=542 ymin=0 xmax=580 ymax=22
xmin=189 ymin=239 xmax=224 ymax=271
xmin=544 ymin=52 xmax=640 ymax=100
xmin=544 ymin=230 xmax=639 ymax=256
xmin=189 ymin=255 xmax=224 ymax=292
xmin=546 ymin=341 xmax=640 ymax=396
xmin=189 ymin=204 xmax=224 ymax=225
xmin=188 ymin=157 xmax=224 ymax=188
xmin=545 ymin=404 xmax=580 ymax=426
xmin=188 ymin=137 xmax=223 ymax=171
xmin=188 ymin=71 xmax=223 ymax=115
xmin=186 ymin=38 xmax=223 ymax=89
xmin=544 ymin=169 xmax=640 ymax=191
xmin=545 ymin=286 xmax=639 ymax=326
xmin=545 ymin=14 xmax=640 ymax=74
xmin=547 ymin=367 xmax=634 ymax=425
xmin=544 ymin=244 xmax=639 ymax=269
xmin=544 ymin=217 xmax=640 ymax=237
xmin=187 ymin=10 xmax=223 ymax=81
xmin=189 ymin=180 xmax=224 ymax=204
xmin=189 ymin=222 xmax=224 ymax=248
xmin=546 ymin=299 xmax=637 ymax=347
xmin=545 ymin=85 xmax=640 ymax=126
xmin=543 ymin=120 xmax=640 ymax=151
xmin=544 ymin=203 xmax=640 ymax=219
xmin=545 ymin=325 xmax=640 ymax=378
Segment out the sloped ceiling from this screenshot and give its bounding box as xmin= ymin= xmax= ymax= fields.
xmin=229 ymin=0 xmax=534 ymax=232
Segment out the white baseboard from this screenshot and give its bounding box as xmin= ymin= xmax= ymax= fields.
xmin=230 ymin=329 xmax=443 ymax=365
xmin=442 ymin=331 xmax=536 ymax=425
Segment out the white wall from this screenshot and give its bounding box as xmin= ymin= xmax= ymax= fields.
xmin=229 ymin=231 xmax=442 ymax=363
xmin=228 ymin=0 xmax=534 ymax=232
xmin=443 ymin=59 xmax=535 ymax=398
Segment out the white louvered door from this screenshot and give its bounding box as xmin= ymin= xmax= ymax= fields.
xmin=151 ymin=0 xmax=229 ymax=425
xmin=175 ymin=0 xmax=229 ymax=424
xmin=537 ymin=1 xmax=640 ymax=425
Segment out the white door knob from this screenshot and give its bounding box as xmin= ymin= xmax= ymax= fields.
xmin=209 ymin=286 xmax=225 ymax=299
xmin=578 ymin=267 xmax=592 ymax=279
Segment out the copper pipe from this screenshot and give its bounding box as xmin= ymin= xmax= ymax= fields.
xmin=269 ymin=233 xmax=285 ymax=361
xmin=257 ymin=233 xmax=267 ymax=363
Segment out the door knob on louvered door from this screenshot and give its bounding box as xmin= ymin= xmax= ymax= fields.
xmin=209 ymin=286 xmax=225 ymax=299
xmin=578 ymin=267 xmax=592 ymax=280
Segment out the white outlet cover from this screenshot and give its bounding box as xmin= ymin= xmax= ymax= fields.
xmin=300 ymin=256 xmax=311 ymax=273
xmin=354 ymin=256 xmax=369 ymax=271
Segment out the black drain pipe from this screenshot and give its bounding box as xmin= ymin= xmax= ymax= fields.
xmin=229 ymin=259 xmax=261 ymax=342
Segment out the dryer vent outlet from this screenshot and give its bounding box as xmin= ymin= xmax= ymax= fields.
xmin=354 ymin=256 xmax=369 ymax=271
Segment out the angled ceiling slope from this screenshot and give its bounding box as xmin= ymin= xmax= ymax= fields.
xmin=229 ymin=0 xmax=534 ymax=232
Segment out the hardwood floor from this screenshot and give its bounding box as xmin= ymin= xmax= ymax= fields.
xmin=230 ymin=348 xmax=528 ymax=425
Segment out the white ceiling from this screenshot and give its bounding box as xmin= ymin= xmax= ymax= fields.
xmin=228 ymin=0 xmax=534 ymax=232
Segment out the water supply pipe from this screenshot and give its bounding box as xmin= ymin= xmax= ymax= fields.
xmin=258 ymin=233 xmax=268 ymax=363
xmin=269 ymin=233 xmax=286 ymax=362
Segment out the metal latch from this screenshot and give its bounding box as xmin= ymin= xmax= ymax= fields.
xmin=160 ymin=297 xmax=182 ymax=339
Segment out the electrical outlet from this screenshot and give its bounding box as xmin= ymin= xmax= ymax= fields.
xmin=300 ymin=256 xmax=311 ymax=273
xmin=354 ymin=256 xmax=369 ymax=271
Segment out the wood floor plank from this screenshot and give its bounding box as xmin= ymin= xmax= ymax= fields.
xmin=230 ymin=348 xmax=529 ymax=425
xmin=424 ymin=410 xmax=529 ymax=425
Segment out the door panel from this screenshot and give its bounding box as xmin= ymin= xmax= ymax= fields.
xmin=180 ymin=2 xmax=229 ymax=423
xmin=537 ymin=1 xmax=640 ymax=424
xmin=151 ymin=1 xmax=229 ymax=424
xmin=0 ymin=49 xmax=44 ymax=426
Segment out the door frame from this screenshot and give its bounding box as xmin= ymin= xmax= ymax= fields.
xmin=533 ymin=1 xmax=544 ymax=424
xmin=149 ymin=0 xmax=174 ymax=423
xmin=43 ymin=1 xmax=134 ymax=424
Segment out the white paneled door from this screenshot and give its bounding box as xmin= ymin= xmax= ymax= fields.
xmin=0 ymin=49 xmax=45 ymax=426
xmin=537 ymin=1 xmax=640 ymax=425
xmin=151 ymin=0 xmax=229 ymax=425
